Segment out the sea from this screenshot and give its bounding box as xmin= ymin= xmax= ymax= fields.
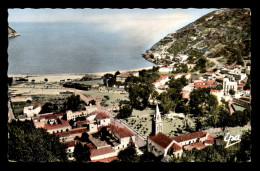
xmin=8 ymin=22 xmax=157 ymax=74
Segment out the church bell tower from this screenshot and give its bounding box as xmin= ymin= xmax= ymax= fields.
xmin=152 ymin=104 xmax=163 ymax=135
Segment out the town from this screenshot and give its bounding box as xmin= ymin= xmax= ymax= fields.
xmin=7 ymin=53 xmax=251 ymax=162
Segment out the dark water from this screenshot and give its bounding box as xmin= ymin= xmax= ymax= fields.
xmin=8 ymin=22 xmax=155 ymax=74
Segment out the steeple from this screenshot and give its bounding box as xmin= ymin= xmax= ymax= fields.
xmin=154 ymin=104 xmax=162 ymax=122
xmin=152 ymin=104 xmax=163 ymax=135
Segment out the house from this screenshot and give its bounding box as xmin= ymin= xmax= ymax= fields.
xmin=90 ymin=146 xmax=118 ymax=162
xmin=116 ymin=71 xmax=139 ymax=83
xmin=54 ymin=127 xmax=88 ymax=143
xmin=186 ymin=63 xmax=196 ymax=70
xmin=159 ymin=66 xmax=172 ymax=72
xmin=183 ymin=73 xmax=191 ymax=80
xmin=152 ymin=75 xmax=169 ymax=90
xmin=226 ymin=65 xmax=233 ymax=69
xmin=237 ymin=84 xmax=244 ymax=91
xmin=32 ymin=113 xmax=72 ymax=134
xmin=172 ymin=73 xmax=182 ymax=79
xmin=147 ymin=105 xmax=214 ymax=161
xmin=147 ymin=131 xmax=214 ymax=160
xmin=64 ymin=141 xmax=76 ymax=160
xmin=181 ymin=83 xmax=195 ymax=100
xmin=23 ymin=102 xmax=42 ymax=118
xmin=100 ymin=124 xmax=136 ymax=151
xmin=223 ymin=77 xmax=237 ymax=96
xmin=66 ymin=110 xmax=88 ymax=121
xmin=152 ymin=52 xmax=161 ymax=60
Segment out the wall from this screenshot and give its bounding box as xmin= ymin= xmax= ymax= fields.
xmin=90 ymin=150 xmax=117 ymax=161
xmin=147 ymin=138 xmax=165 ymax=157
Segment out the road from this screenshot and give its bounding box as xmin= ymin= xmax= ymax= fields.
xmin=207 ymin=56 xmax=225 ymax=71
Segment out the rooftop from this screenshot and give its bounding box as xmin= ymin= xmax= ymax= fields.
xmin=171 ymin=131 xmax=207 ymax=143
xmin=44 ymin=119 xmax=70 ymax=130
xmin=53 ymin=127 xmax=87 ymax=137
xmin=183 ymin=142 xmax=206 ymax=151
xmin=148 ymin=132 xmax=172 ymax=149
xmin=90 ymin=146 xmax=116 ymax=158
xmin=105 ymin=124 xmax=134 ymax=138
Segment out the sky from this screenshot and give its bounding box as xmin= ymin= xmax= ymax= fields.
xmin=8 ymin=8 xmax=217 ymax=47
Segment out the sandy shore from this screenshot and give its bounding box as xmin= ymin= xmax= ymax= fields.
xmin=8 ymin=66 xmax=153 ymax=83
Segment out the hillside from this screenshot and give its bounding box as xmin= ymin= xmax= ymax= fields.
xmin=143 ymin=8 xmax=251 ymax=67
xmin=8 ymin=26 xmax=20 ymax=38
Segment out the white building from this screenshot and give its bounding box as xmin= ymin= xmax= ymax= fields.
xmin=23 ymin=103 xmax=42 ymax=118
xmin=223 ymin=77 xmax=238 ymax=96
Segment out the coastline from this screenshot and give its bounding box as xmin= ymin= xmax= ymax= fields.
xmin=8 ymin=66 xmax=154 ymax=83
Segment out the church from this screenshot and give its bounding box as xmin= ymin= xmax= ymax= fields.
xmin=147 ymin=104 xmax=215 ymax=160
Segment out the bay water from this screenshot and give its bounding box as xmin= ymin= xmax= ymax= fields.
xmin=8 ymin=22 xmax=155 ymax=74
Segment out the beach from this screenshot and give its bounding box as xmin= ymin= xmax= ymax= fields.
xmin=8 ymin=66 xmax=154 ymax=83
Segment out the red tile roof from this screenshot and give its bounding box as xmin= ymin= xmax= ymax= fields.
xmin=44 ymin=119 xmax=70 ymax=130
xmin=170 ymin=143 xmax=182 ymax=151
xmin=39 ymin=113 xmax=58 ymax=120
xmin=160 ymin=75 xmax=168 ymax=78
xmin=90 ymin=146 xmax=116 ymax=158
xmin=53 ymin=127 xmax=87 ymax=137
xmin=226 ymin=65 xmax=233 ymax=68
xmin=148 ymin=132 xmax=172 ymax=149
xmin=76 ymin=120 xmax=89 ymax=124
xmin=91 ymin=156 xmax=118 ymax=163
xmin=210 ymin=89 xmax=221 ymax=93
xmin=184 ymin=142 xmax=206 ymax=150
xmin=237 ymin=84 xmax=244 ymax=87
xmin=195 ymin=84 xmax=209 ymax=88
xmin=205 ymin=71 xmax=214 ymax=75
xmin=64 ymin=141 xmax=76 ymax=148
xmin=104 ymin=124 xmax=134 ymax=138
xmin=96 ymin=111 xmax=110 ymax=119
xmin=173 ymin=73 xmax=180 ymax=77
xmin=86 ymin=143 xmax=97 ymax=150
xmin=33 ymin=102 xmax=42 ymax=109
xmin=205 ymin=135 xmax=215 ymax=144
xmin=171 ymin=131 xmax=207 ymax=143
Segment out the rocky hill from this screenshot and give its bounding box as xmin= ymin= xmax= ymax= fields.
xmin=143 ymin=8 xmax=251 ymax=67
xmin=8 ymin=26 xmax=20 ymax=38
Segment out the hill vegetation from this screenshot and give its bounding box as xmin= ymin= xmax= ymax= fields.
xmin=144 ymin=8 xmax=251 ymax=66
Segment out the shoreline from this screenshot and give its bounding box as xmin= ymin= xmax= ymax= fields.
xmin=8 ymin=66 xmax=154 ymax=83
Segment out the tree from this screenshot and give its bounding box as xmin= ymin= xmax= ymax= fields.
xmin=40 ymin=102 xmax=53 ymax=114
xmin=44 ymin=78 xmax=48 ymax=83
xmin=8 ymin=77 xmax=13 ymax=86
xmin=159 ymin=92 xmax=176 ymax=114
xmin=237 ymin=130 xmax=251 ymax=162
xmin=195 ymin=117 xmax=203 ymax=131
xmin=73 ymin=142 xmax=90 ymax=162
xmin=31 ymin=79 xmax=35 ymax=84
xmin=99 ymin=127 xmax=110 ymax=141
xmin=64 ymin=94 xmax=81 ymax=111
xmin=216 ymin=106 xmax=232 ymax=132
xmin=80 ymin=132 xmax=90 ymax=143
xmin=127 ymin=83 xmax=154 ymax=110
xmin=189 ymin=88 xmax=218 ymax=117
xmin=118 ymin=145 xmax=140 ymax=162
xmin=139 ymin=150 xmax=161 ymax=162
xmin=117 ymin=104 xmax=133 ymax=119
xmin=115 ymin=71 xmax=121 ymax=76
xmin=8 ymin=120 xmax=67 ymax=162
xmin=229 ymin=89 xmax=236 ymax=96
xmin=89 ymin=99 xmax=96 ymax=105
